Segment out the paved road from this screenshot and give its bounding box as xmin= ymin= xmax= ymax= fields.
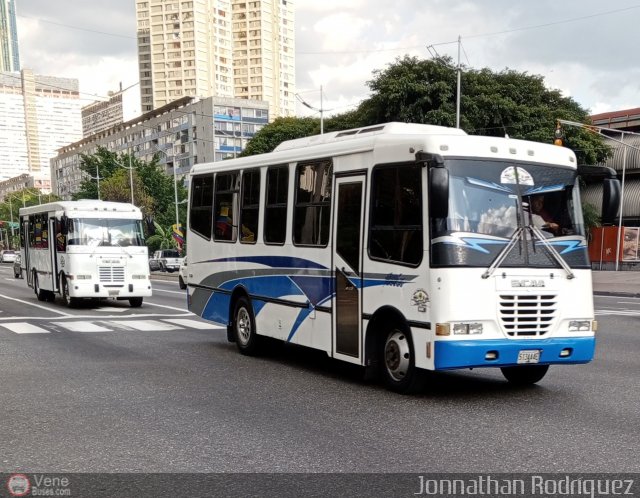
xmin=0 ymin=265 xmax=638 ymax=474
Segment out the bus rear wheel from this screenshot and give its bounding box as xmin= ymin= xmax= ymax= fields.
xmin=129 ymin=297 xmax=143 ymax=307
xmin=33 ymin=272 xmax=47 ymax=302
xmin=501 ymin=365 xmax=549 ymax=385
xmin=233 ymin=296 xmax=261 ymax=355
xmin=380 ymin=327 xmax=424 ymax=394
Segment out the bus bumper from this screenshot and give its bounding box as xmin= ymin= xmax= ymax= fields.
xmin=71 ymin=282 xmax=153 ymax=299
xmin=433 ymin=336 xmax=595 ymax=370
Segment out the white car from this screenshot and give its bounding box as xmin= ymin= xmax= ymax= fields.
xmin=0 ymin=250 xmax=17 ymax=263
xmin=179 ymin=257 xmax=188 ymax=290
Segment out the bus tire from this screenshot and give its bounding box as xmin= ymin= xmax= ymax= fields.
xmin=61 ymin=276 xmax=78 ymax=308
xmin=179 ymin=276 xmax=187 ymax=289
xmin=129 ymin=297 xmax=143 ymax=308
xmin=33 ymin=272 xmax=47 ymax=302
xmin=380 ymin=327 xmax=424 ymax=394
xmin=501 ymin=365 xmax=549 ymax=385
xmin=233 ymin=296 xmax=261 ymax=355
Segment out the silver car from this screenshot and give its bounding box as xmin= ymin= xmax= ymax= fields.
xmin=179 ymin=257 xmax=188 ymax=289
xmin=1 ymin=250 xmax=17 ymax=263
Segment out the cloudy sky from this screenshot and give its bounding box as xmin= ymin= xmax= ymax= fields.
xmin=14 ymin=0 xmax=640 ymax=120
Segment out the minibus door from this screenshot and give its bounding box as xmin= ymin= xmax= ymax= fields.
xmin=332 ymin=174 xmax=365 ymax=363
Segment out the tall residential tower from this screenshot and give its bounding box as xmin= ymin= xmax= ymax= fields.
xmin=0 ymin=0 xmax=20 ymax=72
xmin=135 ymin=0 xmax=295 ymax=119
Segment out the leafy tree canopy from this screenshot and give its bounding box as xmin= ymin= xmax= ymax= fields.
xmin=241 ymin=56 xmax=609 ymax=164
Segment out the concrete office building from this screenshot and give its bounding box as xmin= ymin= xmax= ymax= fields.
xmin=135 ymin=0 xmax=294 ymax=119
xmin=51 ymin=95 xmax=268 ymax=200
xmin=0 ymin=69 xmax=82 ymax=188
xmin=0 ymin=0 xmax=20 ymax=72
xmin=82 ymin=84 xmax=142 ymax=137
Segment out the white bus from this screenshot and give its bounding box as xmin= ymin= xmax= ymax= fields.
xmin=19 ymin=200 xmax=152 ymax=307
xmin=186 ymin=122 xmax=620 ymax=393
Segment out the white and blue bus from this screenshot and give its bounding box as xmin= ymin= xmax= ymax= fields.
xmin=186 ymin=122 xmax=620 ymax=392
xmin=19 ymin=200 xmax=152 ymax=308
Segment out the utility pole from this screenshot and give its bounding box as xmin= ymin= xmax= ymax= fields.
xmin=456 ymin=35 xmax=461 ymax=129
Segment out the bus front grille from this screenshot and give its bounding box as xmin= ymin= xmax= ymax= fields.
xmin=99 ymin=266 xmax=125 ymax=283
xmin=499 ymin=294 xmax=557 ymax=337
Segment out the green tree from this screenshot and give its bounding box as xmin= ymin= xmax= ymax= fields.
xmin=358 ymin=55 xmax=610 ymax=164
xmin=0 ymin=188 xmax=60 ymax=249
xmin=73 ymin=147 xmax=188 ymax=235
xmin=239 ymin=116 xmax=321 ymax=156
xmin=146 ymin=221 xmax=179 ymax=252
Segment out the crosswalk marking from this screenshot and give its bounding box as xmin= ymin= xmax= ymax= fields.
xmin=54 ymin=321 xmax=112 ymax=333
xmin=0 ymin=317 xmax=224 ymax=335
xmin=163 ymin=318 xmax=223 ymax=330
xmin=113 ymin=320 xmax=180 ymax=331
xmin=2 ymin=322 xmax=50 ymax=334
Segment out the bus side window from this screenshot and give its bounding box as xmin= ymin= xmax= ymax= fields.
xmin=369 ymin=164 xmax=423 ymax=266
xmin=264 ymin=165 xmax=288 ymax=244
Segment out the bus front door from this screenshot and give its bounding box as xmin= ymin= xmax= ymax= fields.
xmin=332 ymin=174 xmax=365 ymax=363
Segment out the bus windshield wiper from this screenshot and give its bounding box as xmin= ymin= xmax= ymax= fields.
xmin=481 ymin=225 xmax=575 ymax=280
xmin=481 ymin=227 xmax=525 ymax=279
xmin=529 ymin=225 xmax=575 ymax=279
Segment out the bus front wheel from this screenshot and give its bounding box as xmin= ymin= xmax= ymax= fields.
xmin=61 ymin=276 xmax=78 ymax=308
xmin=233 ymin=296 xmax=261 ymax=355
xmin=501 ymin=365 xmax=549 ymax=385
xmin=380 ymin=327 xmax=424 ymax=394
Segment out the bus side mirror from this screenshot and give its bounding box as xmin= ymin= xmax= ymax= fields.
xmin=60 ymin=215 xmax=69 ymax=235
xmin=429 ymin=167 xmax=449 ymax=219
xmin=602 ymin=178 xmax=621 ymax=225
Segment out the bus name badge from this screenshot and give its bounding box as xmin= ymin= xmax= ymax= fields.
xmin=517 ymin=349 xmax=541 ymax=364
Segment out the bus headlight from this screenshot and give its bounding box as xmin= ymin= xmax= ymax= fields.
xmin=568 ymin=320 xmax=592 ymax=332
xmin=453 ymin=322 xmax=483 ymax=335
xmin=75 ymin=275 xmax=92 ymax=280
xmin=132 ymin=275 xmax=148 ymax=279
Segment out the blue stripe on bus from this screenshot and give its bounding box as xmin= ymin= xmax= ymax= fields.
xmin=202 ymin=256 xmax=328 ymax=269
xmin=433 ymin=336 xmax=595 ymax=370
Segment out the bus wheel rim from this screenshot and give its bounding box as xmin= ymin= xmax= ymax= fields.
xmin=237 ymin=307 xmax=251 ymax=345
xmin=384 ymin=331 xmax=410 ymax=382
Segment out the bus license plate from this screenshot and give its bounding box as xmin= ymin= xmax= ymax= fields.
xmin=517 ymin=350 xmax=540 ymax=364
xmin=108 ymin=290 xmax=119 ymax=296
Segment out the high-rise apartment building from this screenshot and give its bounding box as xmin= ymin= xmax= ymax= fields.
xmin=0 ymin=0 xmax=20 ymax=72
xmin=135 ymin=0 xmax=294 ymax=119
xmin=0 ymin=69 xmax=82 ymax=185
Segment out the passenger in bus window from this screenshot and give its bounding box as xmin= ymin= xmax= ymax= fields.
xmin=530 ymin=195 xmax=560 ymax=235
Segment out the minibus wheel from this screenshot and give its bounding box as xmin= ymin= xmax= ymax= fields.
xmin=381 ymin=327 xmax=423 ymax=394
xmin=33 ymin=272 xmax=47 ymax=302
xmin=233 ymin=296 xmax=261 ymax=355
xmin=501 ymin=365 xmax=549 ymax=385
xmin=61 ymin=276 xmax=78 ymax=308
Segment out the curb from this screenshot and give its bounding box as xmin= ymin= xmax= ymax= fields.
xmin=593 ymin=291 xmax=640 ymax=298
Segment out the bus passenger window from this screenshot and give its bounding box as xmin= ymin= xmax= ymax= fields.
xmin=240 ymin=169 xmax=260 ymax=244
xmin=369 ymin=164 xmax=423 ymax=266
xmin=264 ymin=166 xmax=288 ymax=244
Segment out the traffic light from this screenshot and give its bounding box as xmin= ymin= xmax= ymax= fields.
xmin=554 ymin=122 xmax=563 ymax=146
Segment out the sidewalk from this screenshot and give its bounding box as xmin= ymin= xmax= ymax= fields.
xmin=592 ymin=270 xmax=640 ymax=297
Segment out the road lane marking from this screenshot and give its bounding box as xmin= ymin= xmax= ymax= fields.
xmin=0 ymin=293 xmax=72 ymax=316
xmin=54 ymin=321 xmax=112 ymax=332
xmin=152 ymin=288 xmax=187 ymax=295
xmin=163 ymin=318 xmax=223 ymax=330
xmin=141 ymin=301 xmax=188 ymax=312
xmin=1 ymin=322 xmax=50 ymax=334
xmin=113 ymin=320 xmax=180 ymax=331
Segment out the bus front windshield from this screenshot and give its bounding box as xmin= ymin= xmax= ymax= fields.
xmin=67 ymin=218 xmax=145 ymax=247
xmin=431 ymin=158 xmax=589 ymax=269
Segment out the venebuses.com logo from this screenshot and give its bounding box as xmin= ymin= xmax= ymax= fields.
xmin=6 ymin=474 xmax=30 ymax=497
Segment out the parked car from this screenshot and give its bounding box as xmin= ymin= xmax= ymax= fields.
xmin=149 ymin=256 xmax=161 ymax=272
xmin=149 ymin=249 xmax=183 ymax=273
xmin=179 ymin=257 xmax=188 ymax=289
xmin=13 ymin=253 xmax=22 ymax=278
xmin=0 ymin=250 xmax=17 ymax=263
